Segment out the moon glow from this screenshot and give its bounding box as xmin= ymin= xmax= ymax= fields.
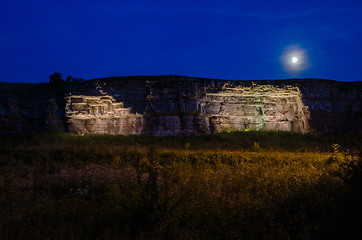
xmin=280 ymin=45 xmax=309 ymax=76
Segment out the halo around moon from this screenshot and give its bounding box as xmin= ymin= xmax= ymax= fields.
xmin=280 ymin=45 xmax=309 ymax=76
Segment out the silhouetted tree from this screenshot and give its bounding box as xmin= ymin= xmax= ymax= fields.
xmin=65 ymin=74 xmax=85 ymax=83
xmin=65 ymin=75 xmax=73 ymax=83
xmin=49 ymin=72 xmax=64 ymax=85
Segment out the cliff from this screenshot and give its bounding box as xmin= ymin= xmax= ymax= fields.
xmin=0 ymin=76 xmax=361 ymax=135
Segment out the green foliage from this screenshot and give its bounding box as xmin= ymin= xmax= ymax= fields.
xmin=0 ymin=131 xmax=361 ymax=239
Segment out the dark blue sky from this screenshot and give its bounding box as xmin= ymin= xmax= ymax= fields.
xmin=1 ymin=0 xmax=361 ymax=83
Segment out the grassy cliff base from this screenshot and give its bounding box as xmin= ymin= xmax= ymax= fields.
xmin=0 ymin=131 xmax=361 ymax=239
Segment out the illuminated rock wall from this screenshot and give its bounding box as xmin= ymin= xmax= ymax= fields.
xmin=0 ymin=77 xmax=361 ymax=135
xmin=65 ymin=94 xmax=143 ymax=135
xmin=64 ymin=78 xmax=309 ymax=135
xmin=201 ymin=85 xmax=309 ymax=133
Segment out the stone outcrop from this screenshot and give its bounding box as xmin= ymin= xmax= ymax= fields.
xmin=65 ymin=94 xmax=143 ymax=135
xmin=0 ymin=76 xmax=361 ymax=135
xmin=201 ymin=84 xmax=309 ymax=133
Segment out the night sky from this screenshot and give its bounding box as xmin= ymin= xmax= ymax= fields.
xmin=1 ymin=0 xmax=361 ymax=83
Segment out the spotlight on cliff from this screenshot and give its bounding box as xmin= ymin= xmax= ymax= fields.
xmin=281 ymin=45 xmax=310 ymax=77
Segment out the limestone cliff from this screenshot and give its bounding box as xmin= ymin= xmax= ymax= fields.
xmin=65 ymin=94 xmax=143 ymax=135
xmin=0 ymin=82 xmax=65 ymax=133
xmin=201 ymin=84 xmax=309 ymax=133
xmin=0 ymin=76 xmax=361 ymax=135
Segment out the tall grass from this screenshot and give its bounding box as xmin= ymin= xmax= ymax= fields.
xmin=0 ymin=131 xmax=361 ymax=239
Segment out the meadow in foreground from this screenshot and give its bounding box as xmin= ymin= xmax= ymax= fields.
xmin=0 ymin=131 xmax=361 ymax=239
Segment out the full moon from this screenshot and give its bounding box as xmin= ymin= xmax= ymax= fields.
xmin=281 ymin=45 xmax=309 ymax=76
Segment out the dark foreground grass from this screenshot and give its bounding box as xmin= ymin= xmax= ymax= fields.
xmin=0 ymin=131 xmax=361 ymax=239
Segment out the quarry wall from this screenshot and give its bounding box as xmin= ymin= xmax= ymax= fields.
xmin=0 ymin=76 xmax=361 ymax=135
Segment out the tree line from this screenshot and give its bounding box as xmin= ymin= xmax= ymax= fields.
xmin=49 ymin=72 xmax=85 ymax=85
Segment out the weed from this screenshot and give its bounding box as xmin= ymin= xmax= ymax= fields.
xmin=0 ymin=131 xmax=361 ymax=239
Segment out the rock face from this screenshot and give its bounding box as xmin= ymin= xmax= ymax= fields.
xmin=66 ymin=94 xmax=143 ymax=135
xmin=0 ymin=83 xmax=66 ymax=133
xmin=0 ymin=76 xmax=361 ymax=135
xmin=200 ymin=84 xmax=309 ymax=134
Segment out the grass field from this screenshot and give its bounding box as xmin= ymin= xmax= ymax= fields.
xmin=0 ymin=131 xmax=361 ymax=239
